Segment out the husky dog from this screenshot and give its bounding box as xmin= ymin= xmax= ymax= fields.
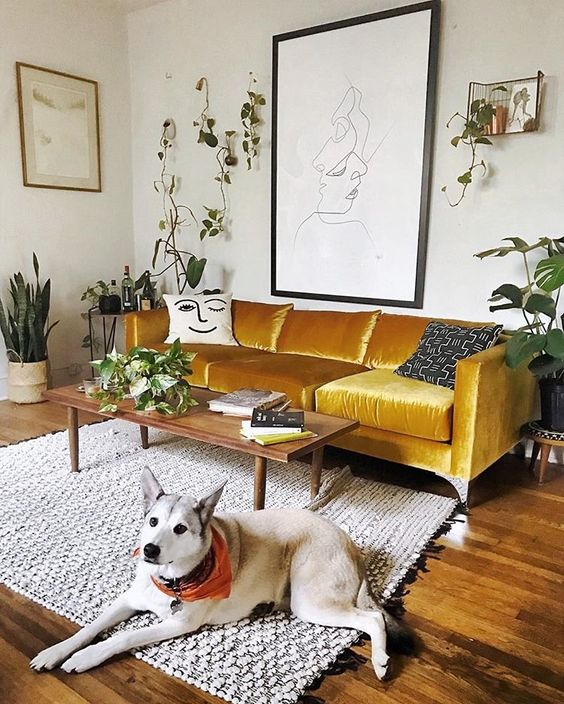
xmin=31 ymin=467 xmax=413 ymax=679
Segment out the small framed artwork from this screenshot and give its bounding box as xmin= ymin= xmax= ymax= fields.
xmin=271 ymin=1 xmax=440 ymax=308
xmin=16 ymin=62 xmax=101 ymax=191
xmin=506 ymin=80 xmax=539 ymax=133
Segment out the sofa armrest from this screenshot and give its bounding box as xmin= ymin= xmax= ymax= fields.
xmin=124 ymin=309 xmax=170 ymax=349
xmin=451 ymin=342 xmax=536 ymax=480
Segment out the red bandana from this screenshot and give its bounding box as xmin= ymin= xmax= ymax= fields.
xmin=134 ymin=526 xmax=232 ymax=602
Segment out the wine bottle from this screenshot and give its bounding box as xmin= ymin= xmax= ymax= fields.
xmin=121 ymin=266 xmax=134 ymax=311
xmin=140 ymin=272 xmax=154 ymax=311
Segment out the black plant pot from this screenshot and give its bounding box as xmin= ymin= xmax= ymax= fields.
xmin=539 ymin=378 xmax=564 ymax=431
xmin=98 ymin=294 xmax=121 ymax=314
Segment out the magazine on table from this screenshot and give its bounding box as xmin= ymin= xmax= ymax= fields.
xmin=208 ymin=388 xmax=287 ymax=416
xmin=241 ymin=420 xmax=303 ymax=438
xmin=250 ymin=430 xmax=317 ymax=446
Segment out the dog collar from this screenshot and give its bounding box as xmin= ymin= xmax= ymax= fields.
xmin=149 ymin=526 xmax=232 ymax=608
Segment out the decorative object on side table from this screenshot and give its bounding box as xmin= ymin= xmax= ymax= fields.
xmin=92 ymin=338 xmax=197 ymax=415
xmin=476 ymin=235 xmax=564 ymax=430
xmin=16 ymin=62 xmax=101 ymax=191
xmin=0 ymin=253 xmax=59 ymax=403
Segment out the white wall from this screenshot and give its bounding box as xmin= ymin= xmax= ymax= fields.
xmin=0 ymin=0 xmax=133 ymax=398
xmin=128 ymin=0 xmax=564 ymax=327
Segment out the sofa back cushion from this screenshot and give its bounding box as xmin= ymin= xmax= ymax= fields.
xmin=232 ymin=300 xmax=293 ymax=352
xmin=363 ymin=313 xmax=493 ymax=369
xmin=276 ymin=309 xmax=379 ymax=364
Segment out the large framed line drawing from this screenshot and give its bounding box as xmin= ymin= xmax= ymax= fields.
xmin=16 ymin=62 xmax=101 ymax=192
xmin=271 ymin=1 xmax=440 ymax=308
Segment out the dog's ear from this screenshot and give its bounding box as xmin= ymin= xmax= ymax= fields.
xmin=196 ymin=479 xmax=227 ymax=527
xmin=141 ymin=466 xmax=165 ymax=514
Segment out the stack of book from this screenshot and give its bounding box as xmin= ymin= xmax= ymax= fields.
xmin=208 ymin=388 xmax=288 ymax=416
xmin=241 ymin=408 xmax=315 ymax=446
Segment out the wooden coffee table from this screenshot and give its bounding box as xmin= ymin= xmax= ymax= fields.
xmin=43 ymin=385 xmax=359 ymax=510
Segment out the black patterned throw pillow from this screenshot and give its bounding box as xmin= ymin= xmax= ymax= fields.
xmin=394 ymin=322 xmax=503 ymax=390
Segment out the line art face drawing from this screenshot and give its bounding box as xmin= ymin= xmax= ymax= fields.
xmin=290 ymin=85 xmax=381 ymax=296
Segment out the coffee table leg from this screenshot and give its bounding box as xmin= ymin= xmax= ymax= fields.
xmin=68 ymin=407 xmax=79 ymax=472
xmin=140 ymin=425 xmax=149 ymax=450
xmin=311 ymin=447 xmax=324 ymax=499
xmin=254 ymin=456 xmax=267 ymax=511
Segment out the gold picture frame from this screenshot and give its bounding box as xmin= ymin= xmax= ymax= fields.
xmin=16 ymin=62 xmax=101 ymax=192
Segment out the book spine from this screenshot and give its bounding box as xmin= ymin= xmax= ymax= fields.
xmin=253 ymin=431 xmax=316 ymax=446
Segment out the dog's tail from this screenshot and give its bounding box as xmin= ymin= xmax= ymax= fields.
xmin=357 ymin=580 xmax=415 ymax=656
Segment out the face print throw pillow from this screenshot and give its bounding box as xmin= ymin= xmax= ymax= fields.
xmin=163 ymin=293 xmax=238 ymax=346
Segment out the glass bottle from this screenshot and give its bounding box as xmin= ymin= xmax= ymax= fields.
xmin=121 ymin=266 xmax=134 ymax=311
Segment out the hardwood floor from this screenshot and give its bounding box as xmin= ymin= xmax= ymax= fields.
xmin=0 ymin=399 xmax=563 ymax=704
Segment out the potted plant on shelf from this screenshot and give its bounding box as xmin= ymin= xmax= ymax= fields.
xmin=476 ymin=236 xmax=564 ymax=430
xmin=0 ymin=254 xmax=59 ymax=403
xmin=92 ymin=339 xmax=197 ymax=415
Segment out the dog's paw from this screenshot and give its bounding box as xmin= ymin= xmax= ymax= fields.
xmin=30 ymin=643 xmax=73 ymax=671
xmin=372 ymin=650 xmax=390 ymax=681
xmin=61 ymin=644 xmax=108 ymax=673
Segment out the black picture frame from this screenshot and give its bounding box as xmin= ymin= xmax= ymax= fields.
xmin=271 ymin=1 xmax=440 ymax=308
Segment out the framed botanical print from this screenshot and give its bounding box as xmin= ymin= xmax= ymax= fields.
xmin=16 ymin=62 xmax=101 ymax=192
xmin=271 ymin=1 xmax=440 ymax=308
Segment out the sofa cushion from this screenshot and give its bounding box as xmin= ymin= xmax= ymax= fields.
xmin=362 ymin=313 xmax=494 ymax=369
xmin=315 ymin=368 xmax=454 ymax=442
xmin=232 ymin=300 xmax=293 ymax=352
xmin=151 ymin=343 xmax=269 ymax=388
xmin=207 ymin=353 xmax=368 ymax=410
xmin=395 ymin=322 xmax=503 ymax=390
xmin=276 ymin=309 xmax=379 ymax=364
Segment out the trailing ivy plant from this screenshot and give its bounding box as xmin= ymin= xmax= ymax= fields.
xmin=92 ymin=339 xmax=197 ymax=415
xmin=241 ymin=72 xmax=266 ymax=170
xmin=152 ymin=120 xmax=207 ymax=293
xmin=475 ymin=236 xmax=564 ymax=379
xmin=442 ymin=86 xmax=507 ymax=207
xmin=194 ymin=77 xmax=237 ymax=241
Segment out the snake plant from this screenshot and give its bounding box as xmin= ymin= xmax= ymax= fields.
xmin=0 ymin=253 xmax=59 ymax=363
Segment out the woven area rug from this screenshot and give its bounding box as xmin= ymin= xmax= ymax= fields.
xmin=0 ymin=420 xmax=457 ymax=704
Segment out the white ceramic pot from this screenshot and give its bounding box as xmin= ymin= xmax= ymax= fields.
xmin=7 ymin=360 xmax=48 ymax=404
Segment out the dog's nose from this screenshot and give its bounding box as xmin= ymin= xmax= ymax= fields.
xmin=143 ymin=543 xmax=160 ymax=560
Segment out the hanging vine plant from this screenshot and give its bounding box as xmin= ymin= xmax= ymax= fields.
xmin=151 ymin=120 xmax=207 ymax=292
xmin=241 ymin=72 xmax=266 ymax=170
xmin=194 ymin=77 xmax=237 ymax=240
xmin=442 ymin=85 xmax=507 ymax=207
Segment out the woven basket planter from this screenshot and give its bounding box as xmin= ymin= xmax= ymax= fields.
xmin=8 ymin=360 xmax=48 ymax=404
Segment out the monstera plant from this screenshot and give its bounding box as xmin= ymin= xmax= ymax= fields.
xmin=475 ymin=236 xmax=564 ymax=429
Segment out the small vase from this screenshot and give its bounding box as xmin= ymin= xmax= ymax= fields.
xmin=539 ymin=378 xmax=564 ymax=431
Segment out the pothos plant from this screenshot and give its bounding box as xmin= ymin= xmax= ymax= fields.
xmin=241 ymin=72 xmax=266 ymax=170
xmin=442 ymin=86 xmax=507 ymax=207
xmin=475 ymin=236 xmax=564 ymax=378
xmin=151 ymin=120 xmax=207 ymax=293
xmin=92 ymin=339 xmax=197 ymax=415
xmin=194 ymin=77 xmax=237 ymax=240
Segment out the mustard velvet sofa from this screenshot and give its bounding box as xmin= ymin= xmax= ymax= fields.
xmin=125 ymin=301 xmax=536 ymax=506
